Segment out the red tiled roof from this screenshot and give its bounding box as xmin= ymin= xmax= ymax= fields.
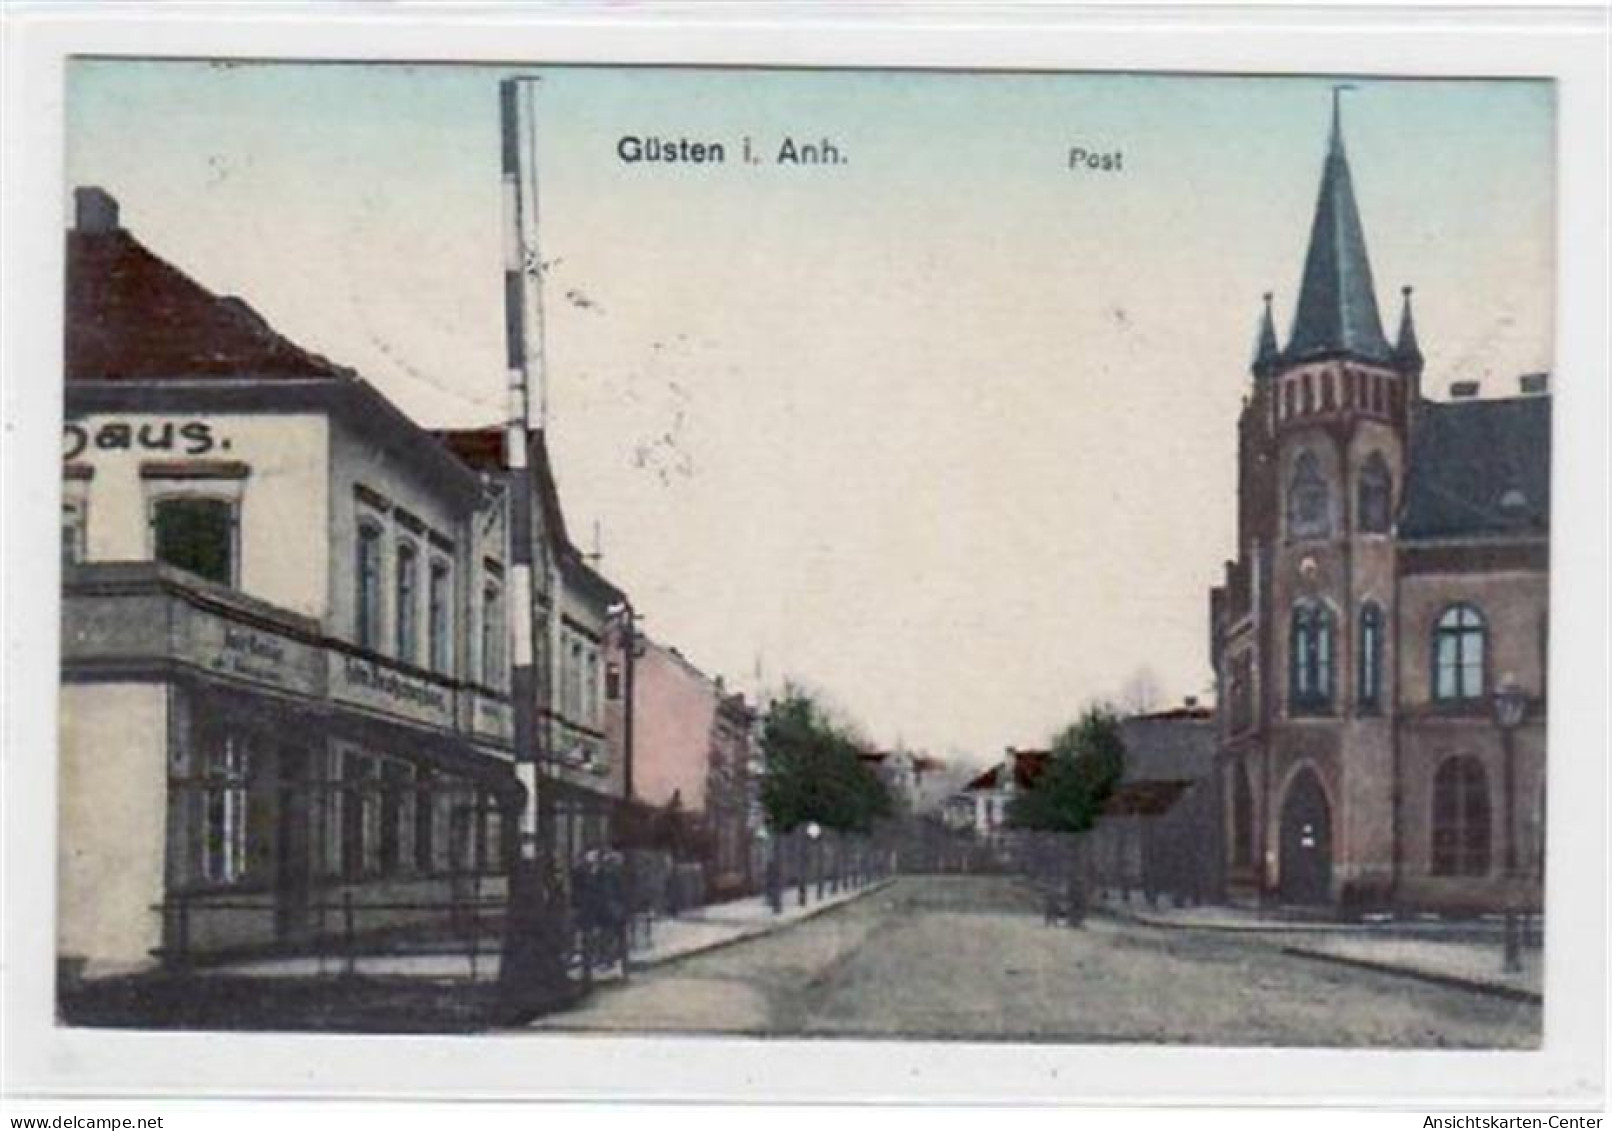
xmin=67 ymin=228 xmax=348 ymax=382
xmin=963 ymin=765 xmax=1001 ymax=792
xmin=1010 ymin=750 xmax=1050 ymax=789
xmin=963 ymin=750 xmax=1050 ymax=792
xmin=436 ymin=427 xmax=506 ymax=472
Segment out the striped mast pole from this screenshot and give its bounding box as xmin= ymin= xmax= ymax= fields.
xmin=500 ymin=76 xmax=548 ymax=863
xmin=498 ymin=75 xmax=574 ymax=998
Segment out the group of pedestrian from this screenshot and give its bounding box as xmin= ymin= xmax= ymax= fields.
xmin=571 ymin=849 xmax=630 ymax=977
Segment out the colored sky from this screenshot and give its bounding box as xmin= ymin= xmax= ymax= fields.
xmin=66 ymin=61 xmax=1555 ymax=766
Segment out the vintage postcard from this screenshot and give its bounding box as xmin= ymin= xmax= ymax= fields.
xmin=4 ymin=8 xmax=1607 ymax=1109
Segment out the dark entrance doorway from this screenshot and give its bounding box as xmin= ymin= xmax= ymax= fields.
xmin=1278 ymin=767 xmax=1332 ymax=905
xmin=274 ymin=745 xmax=313 ymax=941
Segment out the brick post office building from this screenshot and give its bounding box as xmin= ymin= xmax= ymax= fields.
xmin=1208 ymin=110 xmax=1550 ymax=915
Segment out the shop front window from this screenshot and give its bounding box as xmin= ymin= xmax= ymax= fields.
xmin=201 ymin=733 xmax=251 ymax=886
xmin=341 ymin=753 xmax=382 ymax=878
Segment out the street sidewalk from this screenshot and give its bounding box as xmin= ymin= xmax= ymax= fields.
xmin=601 ymin=876 xmax=894 ymax=979
xmin=59 ymin=878 xmax=893 ymax=1031
xmin=1094 ymin=893 xmax=1543 ymax=1002
xmin=190 ymin=876 xmax=891 ymax=984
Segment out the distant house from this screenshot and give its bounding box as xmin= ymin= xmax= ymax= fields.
xmin=615 ymin=637 xmax=759 ymax=899
xmin=947 ymin=748 xmax=1050 ymax=840
xmin=858 ymin=749 xmax=948 ymax=814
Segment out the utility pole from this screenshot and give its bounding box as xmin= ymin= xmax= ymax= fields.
xmin=497 ymin=75 xmax=569 ymax=1006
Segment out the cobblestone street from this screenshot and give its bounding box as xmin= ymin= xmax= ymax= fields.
xmin=530 ymin=875 xmax=1540 ymax=1047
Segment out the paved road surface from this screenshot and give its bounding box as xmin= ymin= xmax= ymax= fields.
xmin=530 ymin=875 xmax=1539 ymax=1047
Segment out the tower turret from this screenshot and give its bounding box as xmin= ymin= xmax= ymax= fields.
xmin=1393 ymin=285 xmax=1423 ymax=370
xmin=1252 ymin=292 xmax=1282 ymax=379
xmin=1285 ymin=92 xmax=1392 ymax=366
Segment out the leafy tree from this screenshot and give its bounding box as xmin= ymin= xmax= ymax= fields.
xmin=760 ymin=688 xmax=892 ymax=833
xmin=1008 ymin=705 xmax=1126 ymax=833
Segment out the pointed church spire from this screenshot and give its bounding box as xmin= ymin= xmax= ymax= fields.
xmin=1394 ymin=284 xmax=1423 ymax=370
xmin=1252 ymin=291 xmax=1281 ymax=377
xmin=1285 ymin=88 xmax=1393 ymax=365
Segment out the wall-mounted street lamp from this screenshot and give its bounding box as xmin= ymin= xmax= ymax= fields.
xmin=1492 ymin=673 xmax=1528 ymax=975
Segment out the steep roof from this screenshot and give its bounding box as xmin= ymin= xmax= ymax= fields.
xmin=1101 ymin=779 xmax=1194 ymax=818
xmin=1398 ymin=394 xmax=1552 ymax=540
xmin=963 ymin=764 xmax=1002 ymax=792
xmin=1284 ymin=103 xmax=1393 ymax=365
xmin=67 ymin=225 xmax=348 ymax=383
xmin=1252 ymin=293 xmax=1282 ymax=376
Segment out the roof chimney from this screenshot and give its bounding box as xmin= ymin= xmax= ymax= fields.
xmin=1449 ymin=381 xmax=1481 ymax=400
xmin=74 ymin=186 xmax=120 ymax=234
xmin=1519 ymin=372 xmax=1549 ymax=396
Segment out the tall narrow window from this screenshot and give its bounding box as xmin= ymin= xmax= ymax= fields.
xmin=395 ymin=542 xmax=418 ymax=662
xmin=428 ymin=560 xmax=451 ymax=674
xmin=481 ymin=582 xmax=504 ymax=688
xmin=1358 ymin=452 xmax=1393 ymax=533
xmin=341 ymin=752 xmax=382 ymax=878
xmin=1290 ymin=600 xmax=1334 ymax=713
xmin=1431 ymin=756 xmax=1491 ymax=876
xmin=1433 ymin=604 xmax=1486 ymax=702
xmin=1358 ymin=602 xmax=1384 ymax=712
xmin=414 ymin=767 xmax=436 ymax=873
xmin=1287 ymin=451 xmax=1331 ymax=539
xmin=153 ymin=496 xmax=235 ymax=586
xmin=201 ymin=732 xmax=251 ymax=885
xmin=585 ymin=649 xmax=600 ymax=727
xmin=379 ymin=761 xmax=409 ymax=877
xmin=356 ymin=523 xmax=383 ymax=650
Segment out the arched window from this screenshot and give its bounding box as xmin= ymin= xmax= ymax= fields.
xmin=1287 ymin=451 xmax=1331 ymax=539
xmin=395 ymin=541 xmax=418 ymax=662
xmin=1431 ymin=756 xmax=1491 ymax=876
xmin=1358 ymin=452 xmax=1393 ymax=534
xmin=1433 ymin=604 xmax=1486 ymax=702
xmin=355 ymin=522 xmax=383 ymax=650
xmin=1290 ymin=600 xmax=1334 ymax=713
xmin=1231 ymin=762 xmax=1255 ymax=867
xmin=1358 ymin=602 xmax=1384 ymax=712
